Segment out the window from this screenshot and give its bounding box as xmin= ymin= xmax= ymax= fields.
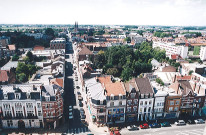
xmin=3 ymin=104 xmax=10 ymax=109
xmin=119 ymin=95 xmax=123 ymax=99
xmin=110 ymin=102 xmax=114 ymax=107
xmin=157 ymin=103 xmax=160 ymax=106
xmin=26 ymin=103 xmax=33 ymax=108
xmin=145 ymin=101 xmax=147 ymax=105
xmin=199 ymin=98 xmax=201 ymax=102
xmin=140 ymin=101 xmax=143 ymax=105
xmin=99 ymin=108 xmax=104 ymax=113
xmin=170 ymin=101 xmax=174 ymax=105
xmin=38 ymin=111 xmax=42 ymax=116
xmin=16 ymin=94 xmax=20 ymax=99
xmin=37 ymin=103 xmax=41 ymax=108
xmin=131 ymin=93 xmax=136 ymax=98
xmin=169 ymin=107 xmax=173 ymax=111
xmin=127 ymin=100 xmax=132 ymax=105
xmin=175 ymin=101 xmax=179 ymax=105
xmin=127 ymin=107 xmax=131 ymax=113
xmin=7 ymin=120 xmax=13 ymax=127
xmin=27 ymin=111 xmax=34 ymax=116
xmin=110 ymin=96 xmax=114 ymax=100
xmin=134 ymin=100 xmax=138 ymax=105
xmin=149 ymin=100 xmax=152 ymax=105
xmin=100 ymin=101 xmax=103 ymax=105
xmin=131 ymin=107 xmax=136 ymax=112
xmin=197 ymin=104 xmax=199 ymax=108
xmin=154 ymin=108 xmax=158 ymax=112
xmin=174 ymin=107 xmax=178 ymax=111
xmin=108 ymin=109 xmax=112 ymax=115
xmin=119 ymin=101 xmax=122 ymax=106
xmin=144 ymin=108 xmax=147 ymax=113
xmin=140 ymin=108 xmax=143 ymax=113
xmin=15 ymin=103 xmax=22 ymax=108
xmin=148 ymin=107 xmax=151 ymax=112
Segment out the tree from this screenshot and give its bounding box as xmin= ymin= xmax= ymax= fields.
xmin=12 ymin=54 xmax=19 ymax=61
xmin=156 ymin=78 xmax=164 ymax=86
xmin=121 ymin=67 xmax=133 ymax=81
xmin=189 ymin=70 xmax=194 ymax=75
xmin=106 ymin=68 xmax=119 ymax=77
xmin=45 ymin=28 xmax=55 ymax=37
xmin=198 ymin=59 xmax=203 ymax=64
xmin=17 ymin=73 xmax=27 ymax=82
xmin=124 ymin=37 xmax=131 ymax=43
xmin=26 ymin=51 xmax=33 ymax=62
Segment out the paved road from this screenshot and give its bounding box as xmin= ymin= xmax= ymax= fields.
xmin=121 ymin=124 xmax=206 ymax=135
xmin=64 ymin=39 xmax=92 ymax=134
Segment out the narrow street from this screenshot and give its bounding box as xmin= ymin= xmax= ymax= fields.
xmin=63 ymin=37 xmax=92 ymax=134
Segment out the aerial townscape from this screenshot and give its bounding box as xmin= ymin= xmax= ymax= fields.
xmin=0 ymin=0 xmax=206 ymax=135
xmin=0 ymin=22 xmax=206 ymax=135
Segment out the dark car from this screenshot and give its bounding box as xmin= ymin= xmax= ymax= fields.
xmin=140 ymin=123 xmax=149 ymax=129
xmin=79 ymin=101 xmax=83 ymax=107
xmin=160 ymin=122 xmax=171 ymax=127
xmin=149 ymin=123 xmax=161 ymax=128
xmin=187 ymin=120 xmax=195 ymax=124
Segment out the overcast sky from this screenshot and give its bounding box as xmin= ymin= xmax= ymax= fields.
xmin=0 ymin=0 xmax=205 ymax=26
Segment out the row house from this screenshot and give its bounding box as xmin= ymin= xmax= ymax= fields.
xmin=98 ymin=76 xmax=126 ymax=125
xmin=41 ymin=84 xmax=64 ymax=129
xmin=136 ymin=78 xmax=155 ymax=121
xmin=124 ymin=78 xmax=139 ymax=122
xmin=85 ymin=77 xmax=107 ymax=125
xmin=0 ymin=84 xmax=44 ymax=129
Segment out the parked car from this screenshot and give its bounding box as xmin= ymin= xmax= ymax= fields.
xmin=149 ymin=123 xmax=161 ymax=128
xmin=195 ymin=119 xmax=205 ymax=124
xmin=79 ymin=101 xmax=83 ymax=107
xmin=160 ymin=122 xmax=171 ymax=127
xmin=127 ymin=125 xmax=139 ymax=131
xmin=187 ymin=119 xmax=195 ymax=124
xmin=69 ymin=112 xmax=73 ymax=120
xmin=69 ymin=106 xmax=73 ymax=112
xmin=140 ymin=123 xmax=149 ymax=129
xmin=175 ymin=120 xmax=186 ymax=126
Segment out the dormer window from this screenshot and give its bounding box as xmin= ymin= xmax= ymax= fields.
xmin=119 ymin=94 xmax=123 ymax=100
xmin=4 ymin=94 xmax=8 ymax=99
xmin=110 ymin=94 xmax=114 ymax=100
xmin=16 ymin=94 xmax=20 ymax=99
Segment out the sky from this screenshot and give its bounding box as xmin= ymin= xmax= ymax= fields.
xmin=0 ymin=0 xmax=206 ymax=26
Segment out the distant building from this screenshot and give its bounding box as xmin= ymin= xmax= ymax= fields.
xmin=153 ymin=42 xmax=188 ymax=59
xmin=200 ymin=46 xmax=206 ymax=61
xmin=50 ymin=38 xmax=66 ymax=49
xmin=25 ymin=33 xmax=43 ymax=39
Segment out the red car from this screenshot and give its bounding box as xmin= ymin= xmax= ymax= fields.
xmin=140 ymin=123 xmax=149 ymax=129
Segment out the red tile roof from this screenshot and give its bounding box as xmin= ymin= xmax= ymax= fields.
xmin=0 ymin=70 xmax=9 ymax=82
xmin=50 ymin=78 xmax=64 ymax=87
xmin=176 ymin=75 xmax=191 ymax=81
xmin=33 ymin=45 xmax=45 ymax=51
xmin=8 ymin=44 xmax=16 ymax=50
xmin=162 ymin=66 xmax=176 ymax=72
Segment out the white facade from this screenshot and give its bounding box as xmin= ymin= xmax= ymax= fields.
xmin=153 ymin=96 xmax=166 ymax=119
xmin=138 ymin=97 xmax=154 ymax=121
xmin=200 ymin=46 xmax=206 ymax=61
xmin=0 ymin=84 xmax=44 ymax=129
xmin=153 ymin=42 xmax=188 ymax=59
xmin=106 ymin=95 xmax=126 ymax=123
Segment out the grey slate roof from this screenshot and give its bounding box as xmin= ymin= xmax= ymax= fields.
xmin=135 ymin=78 xmax=154 ymax=94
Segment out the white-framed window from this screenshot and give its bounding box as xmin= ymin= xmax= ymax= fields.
xmin=37 ymin=103 xmax=41 ymax=108
xmin=175 ymin=101 xmax=179 ymax=105
xmin=15 ymin=94 xmax=20 ymax=99
xmin=169 ymin=107 xmax=173 ymax=111
xmin=174 ymin=107 xmax=178 ymax=111
xmin=133 ymin=106 xmax=137 ymax=112
xmin=140 ymin=101 xmax=143 ymax=105
xmin=127 ymin=107 xmax=131 ymax=112
xmin=134 ymin=100 xmax=138 ymax=105
xmin=38 ymin=111 xmax=42 ymax=116
xmin=157 ymin=103 xmax=159 ymax=106
xmin=3 ymin=104 xmax=10 ymax=109
xmin=119 ymin=101 xmax=122 ymax=106
xmin=7 ymin=120 xmax=13 ymax=127
xmin=110 ymin=96 xmax=114 ymax=100
xmin=15 ymin=103 xmax=22 ymax=108
xmin=170 ymin=101 xmax=174 ymax=105
xmin=110 ymin=102 xmax=114 ymax=107
xmin=145 ymin=101 xmax=147 ymax=105
xmin=127 ymin=100 xmax=132 ymax=105
xmin=149 ymin=100 xmax=152 ymax=105
xmin=26 ymin=103 xmax=33 ymax=108
xmin=119 ymin=95 xmax=123 ymax=99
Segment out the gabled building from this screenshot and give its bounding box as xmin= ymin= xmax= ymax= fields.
xmin=41 ymin=84 xmax=64 ymax=129
xmin=85 ymin=77 xmax=107 ymax=125
xmin=98 ymin=76 xmax=126 ymax=124
xmin=124 ymin=78 xmax=139 ymax=122
xmin=135 ymin=78 xmax=154 ymax=121
xmin=77 ymin=46 xmax=94 ymax=61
